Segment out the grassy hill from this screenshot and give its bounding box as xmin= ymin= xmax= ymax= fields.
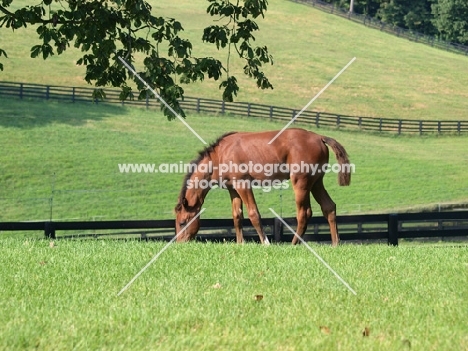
xmin=1 ymin=0 xmax=468 ymax=222
xmin=1 ymin=0 xmax=468 ymax=120
xmin=1 ymin=97 xmax=467 ymax=222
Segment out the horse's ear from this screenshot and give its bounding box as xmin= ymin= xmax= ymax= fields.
xmin=175 ymin=197 xmax=188 ymax=212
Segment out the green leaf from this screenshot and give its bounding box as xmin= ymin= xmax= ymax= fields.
xmin=202 ymin=25 xmax=229 ymax=49
xmin=119 ymin=86 xmax=134 ymax=101
xmin=92 ymin=88 xmax=106 ymax=101
xmin=41 ymin=43 xmax=54 ymax=59
xmin=219 ymin=76 xmax=239 ymax=102
xmin=30 ymin=45 xmax=41 ymax=58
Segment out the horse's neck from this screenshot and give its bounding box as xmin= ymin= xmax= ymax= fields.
xmin=185 ymin=156 xmax=213 ymax=207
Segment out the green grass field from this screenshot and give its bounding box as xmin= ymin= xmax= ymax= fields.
xmin=1 ymin=97 xmax=468 ymax=223
xmin=1 ymin=1 xmax=467 ymax=350
xmin=1 ymin=0 xmax=468 ymax=120
xmin=0 ymin=239 xmax=466 ymax=350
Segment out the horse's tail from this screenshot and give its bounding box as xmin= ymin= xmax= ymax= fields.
xmin=322 ymin=136 xmax=351 ymax=186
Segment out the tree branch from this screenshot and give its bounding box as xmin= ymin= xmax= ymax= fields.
xmin=0 ymin=5 xmax=14 ymax=17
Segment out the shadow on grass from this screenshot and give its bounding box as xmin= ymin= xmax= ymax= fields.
xmin=0 ymin=96 xmax=129 ymax=128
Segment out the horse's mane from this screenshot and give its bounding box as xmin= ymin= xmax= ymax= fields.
xmin=175 ymin=132 xmax=237 ymax=210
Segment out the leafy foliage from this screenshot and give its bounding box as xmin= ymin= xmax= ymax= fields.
xmin=377 ymin=0 xmax=436 ymax=35
xmin=0 ymin=47 xmax=7 ymax=71
xmin=320 ymin=0 xmax=468 ymax=40
xmin=0 ymin=0 xmax=273 ymax=119
xmin=203 ymin=0 xmax=273 ymax=102
xmin=432 ymin=0 xmax=468 ymax=45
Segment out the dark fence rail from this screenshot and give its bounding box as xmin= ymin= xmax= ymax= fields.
xmin=1 ymin=81 xmax=467 ymax=135
xmin=1 ymin=211 xmax=467 ymax=246
xmin=292 ymin=0 xmax=468 ymax=56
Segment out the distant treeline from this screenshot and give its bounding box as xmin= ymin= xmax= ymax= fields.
xmin=323 ymin=0 xmax=468 ymax=45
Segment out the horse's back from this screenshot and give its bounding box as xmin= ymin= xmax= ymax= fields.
xmin=221 ymin=128 xmax=322 ymax=145
xmin=217 ymin=128 xmax=327 ymax=164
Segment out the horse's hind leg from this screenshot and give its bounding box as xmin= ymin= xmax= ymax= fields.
xmin=291 ymin=177 xmax=312 ymax=245
xmin=235 ymin=187 xmax=270 ymax=245
xmin=311 ymin=177 xmax=339 ymax=246
xmin=228 ymin=187 xmax=244 ymax=244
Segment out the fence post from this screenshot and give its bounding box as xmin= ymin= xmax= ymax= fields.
xmin=388 ymin=213 xmax=398 ymax=246
xmin=379 ymin=118 xmax=382 ymax=133
xmin=419 ymin=121 xmax=423 ymax=135
xmin=44 ymin=221 xmax=56 ymax=239
xmin=247 ymin=103 xmax=251 ymax=117
xmin=457 ymin=121 xmax=461 ymax=134
xmin=358 ymin=117 xmax=362 ymax=129
xmin=146 ymin=90 xmax=149 ymax=109
xmin=196 ymin=98 xmax=200 ymax=113
xmin=274 ymin=218 xmax=283 ymax=243
xmin=336 ymin=115 xmax=340 ymax=128
xmin=437 ymin=121 xmax=441 ymax=134
xmin=398 ymin=120 xmax=402 ymax=135
xmin=315 ymin=112 xmax=320 ymax=128
xmin=19 ymin=83 xmax=23 ymax=99
xmin=72 ymin=87 xmax=75 ymax=103
xmin=292 ymin=110 xmax=296 ymax=123
xmin=46 ymin=86 xmax=50 ymax=100
xmin=269 ymin=106 xmax=273 ymax=121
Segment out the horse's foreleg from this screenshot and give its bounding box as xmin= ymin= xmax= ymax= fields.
xmin=312 ymin=177 xmax=339 ymax=247
xmin=291 ymin=178 xmax=312 ymax=245
xmin=228 ymin=187 xmax=244 ymax=244
xmin=236 ymin=188 xmax=270 ymax=245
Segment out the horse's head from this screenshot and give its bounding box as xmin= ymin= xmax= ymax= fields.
xmin=174 ymin=197 xmax=201 ymax=242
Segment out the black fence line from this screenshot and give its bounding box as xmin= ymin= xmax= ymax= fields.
xmin=292 ymin=0 xmax=468 ymax=56
xmin=1 ymin=81 xmax=467 ymax=135
xmin=1 ymin=211 xmax=467 ymax=246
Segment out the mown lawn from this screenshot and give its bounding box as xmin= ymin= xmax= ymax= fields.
xmin=0 ymin=99 xmax=468 ymax=221
xmin=1 ymin=97 xmax=467 ymax=223
xmin=0 ymin=238 xmax=466 ymax=350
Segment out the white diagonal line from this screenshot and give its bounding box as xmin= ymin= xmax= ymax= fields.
xmin=117 ymin=56 xmax=207 ymax=145
xmin=269 ymin=208 xmax=357 ymax=295
xmin=117 ymin=208 xmax=206 ymax=296
xmin=268 ymin=57 xmax=356 ymax=144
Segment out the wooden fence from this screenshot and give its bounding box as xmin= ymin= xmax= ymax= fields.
xmin=1 ymin=211 xmax=467 ymax=246
xmin=293 ymin=0 xmax=468 ymax=56
xmin=1 ymin=81 xmax=467 ymax=135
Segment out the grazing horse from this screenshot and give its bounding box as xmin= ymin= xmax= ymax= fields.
xmin=174 ymin=128 xmax=351 ymax=246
